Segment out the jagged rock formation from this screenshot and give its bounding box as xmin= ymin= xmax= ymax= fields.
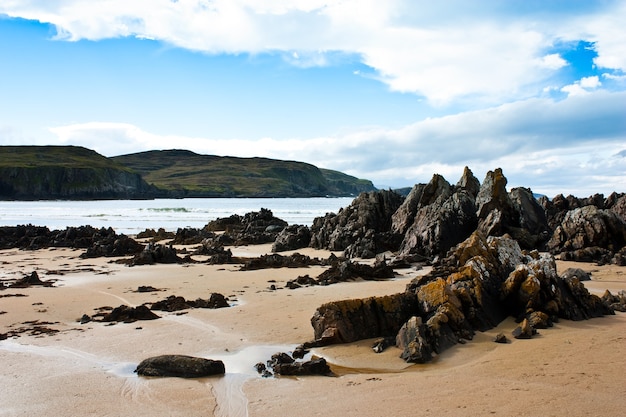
xmin=307 ymin=232 xmax=614 ymax=363
xmin=396 ymin=168 xmax=480 ymax=260
xmin=309 ymin=190 xmax=405 ymax=258
xmin=205 ymin=208 xmax=288 ymax=245
xmin=546 ymin=205 xmax=626 ymax=264
xmin=272 ymin=224 xmax=312 ymax=252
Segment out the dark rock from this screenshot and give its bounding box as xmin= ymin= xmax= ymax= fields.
xmin=127 ymin=244 xmax=182 ymax=266
xmin=272 ymin=357 xmax=332 ymax=376
xmin=493 ymin=332 xmax=509 ymax=343
xmin=240 ymin=253 xmax=322 ymax=271
xmin=80 ymin=230 xmax=144 ymax=258
xmin=135 ymin=355 xmax=225 ymax=378
xmin=560 ymin=268 xmax=591 ymax=281
xmin=205 ymin=208 xmax=288 ymax=245
xmin=99 ymin=305 xmax=160 ymax=323
xmin=150 ymin=294 xmax=229 ymax=311
xmin=396 ymin=316 xmax=433 ymax=363
xmin=271 ymin=225 xmax=312 ymax=252
xmin=371 ymin=337 xmax=395 ymax=353
xmin=79 ymin=314 xmax=91 ymax=324
xmin=136 ymin=228 xmax=176 ymax=241
xmin=512 ymin=318 xmax=535 ymax=339
xmin=136 ymin=285 xmax=160 ymax=293
xmin=601 ymin=290 xmax=626 ymax=312
xmin=10 ymin=271 xmax=54 ymax=288
xmin=546 ymin=205 xmax=626 ymax=264
xmin=310 ymin=190 xmax=404 ymax=258
xmin=314 ymin=259 xmax=394 ymax=286
xmin=310 ymin=293 xmax=418 ymax=345
xmin=398 ymin=172 xmax=479 ymax=259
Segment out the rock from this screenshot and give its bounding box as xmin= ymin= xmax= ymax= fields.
xmin=601 ymin=290 xmax=626 ymax=312
xmin=398 ymin=175 xmax=478 ymax=259
xmin=310 ymin=293 xmax=418 ymax=345
xmin=135 ymin=355 xmax=225 ymax=378
xmin=271 ymin=225 xmax=312 ymax=252
xmin=371 ymin=337 xmax=395 ymax=353
xmin=560 ymin=268 xmax=591 ymax=281
xmin=307 ymin=230 xmax=615 ymax=364
xmin=204 ymin=208 xmax=288 ymax=245
xmin=240 ymin=253 xmax=323 ymax=271
xmin=127 ymin=244 xmax=182 ymax=266
xmin=10 ymin=271 xmax=54 ymax=288
xmin=314 ymin=259 xmax=395 ymax=285
xmin=99 ymin=305 xmax=160 ymax=323
xmin=512 ymin=318 xmax=535 ymax=339
xmin=149 ymin=294 xmax=229 ymax=311
xmin=272 ymin=357 xmax=332 ymax=376
xmin=80 ymin=230 xmax=144 ymax=258
xmin=546 ymin=205 xmax=626 ymax=264
xmin=396 ymin=316 xmax=433 ymax=363
xmin=493 ymin=332 xmax=509 ymax=343
xmin=310 ymin=190 xmax=404 ymax=258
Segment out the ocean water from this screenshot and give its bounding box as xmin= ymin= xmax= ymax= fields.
xmin=0 ymin=197 xmax=354 ymax=235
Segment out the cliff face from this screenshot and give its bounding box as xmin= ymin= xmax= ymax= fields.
xmin=0 ymin=146 xmax=158 ymax=200
xmin=0 ymin=166 xmax=157 ymax=199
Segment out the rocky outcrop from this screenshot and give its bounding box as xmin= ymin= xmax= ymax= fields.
xmin=546 ymin=205 xmax=626 ymax=264
xmin=135 ymin=355 xmax=225 ymax=378
xmin=271 ymin=224 xmax=312 ymax=252
xmin=94 ymin=305 xmax=161 ymax=323
xmin=0 ymin=225 xmax=144 ymax=256
xmin=149 ymin=293 xmax=229 ymax=311
xmin=204 ymin=208 xmax=288 ymax=245
xmin=126 ymin=244 xmax=182 ymax=265
xmin=310 ymin=190 xmax=404 ymax=258
xmin=397 ymin=169 xmax=479 ymax=259
xmin=307 ymin=232 xmax=615 ymax=363
xmin=310 ymin=293 xmax=418 ymax=345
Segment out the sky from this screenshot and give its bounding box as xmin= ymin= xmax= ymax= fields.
xmin=0 ymin=0 xmax=625 ymax=197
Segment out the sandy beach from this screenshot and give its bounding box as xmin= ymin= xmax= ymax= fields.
xmin=1 ymin=244 xmax=625 ymax=417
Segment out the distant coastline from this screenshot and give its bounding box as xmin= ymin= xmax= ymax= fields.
xmin=0 ymin=146 xmax=377 ymax=200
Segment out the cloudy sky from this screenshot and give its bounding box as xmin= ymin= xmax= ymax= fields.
xmin=1 ymin=1 xmax=625 ymax=196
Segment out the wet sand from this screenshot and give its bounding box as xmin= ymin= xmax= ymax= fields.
xmin=1 ymin=246 xmax=625 ymax=416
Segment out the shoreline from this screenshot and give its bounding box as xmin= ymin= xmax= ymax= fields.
xmin=1 ymin=245 xmax=625 ymax=416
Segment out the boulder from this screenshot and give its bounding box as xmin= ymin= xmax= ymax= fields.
xmin=135 ymin=355 xmax=225 ymax=378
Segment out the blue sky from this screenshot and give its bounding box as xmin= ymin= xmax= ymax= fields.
xmin=1 ymin=1 xmax=625 ymax=196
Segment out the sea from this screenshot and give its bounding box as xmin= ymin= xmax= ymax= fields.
xmin=0 ymin=197 xmax=355 ymax=235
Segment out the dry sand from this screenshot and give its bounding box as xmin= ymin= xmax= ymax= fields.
xmin=1 ymin=245 xmax=625 ymax=417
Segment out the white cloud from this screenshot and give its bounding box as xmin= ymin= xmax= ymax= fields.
xmin=2 ymin=0 xmax=625 ymax=104
xmin=561 ymin=76 xmax=601 ymax=97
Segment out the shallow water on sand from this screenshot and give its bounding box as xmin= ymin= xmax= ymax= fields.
xmin=0 ymin=339 xmax=301 ymax=417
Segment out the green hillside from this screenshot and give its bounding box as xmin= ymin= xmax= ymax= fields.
xmin=112 ymin=150 xmax=376 ymax=197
